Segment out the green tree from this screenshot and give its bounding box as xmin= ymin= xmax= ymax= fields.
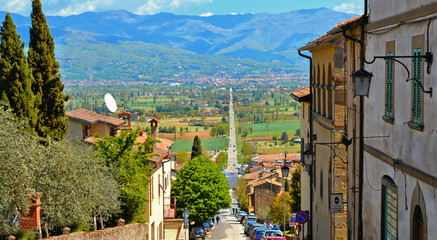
xmin=95 ymin=130 xmax=155 ymax=223
xmin=233 ymin=178 xmax=249 ymax=212
xmin=0 ymin=108 xmax=120 ymax=236
xmin=285 ymin=179 xmax=290 ymax=192
xmin=270 ymin=192 xmax=292 ymax=231
xmin=171 ymin=155 xmax=231 ymax=223
xmin=214 ymin=152 xmax=228 ymax=168
xmin=191 ymin=135 xmax=202 ymax=159
xmin=290 ymin=164 xmax=301 ymax=212
xmin=280 ymin=131 xmax=289 ymax=143
xmin=0 ymin=14 xmax=37 ymax=131
xmin=28 ymin=0 xmax=69 ymax=140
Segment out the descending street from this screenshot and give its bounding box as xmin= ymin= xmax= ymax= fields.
xmin=210 ymin=88 xmax=249 ymax=239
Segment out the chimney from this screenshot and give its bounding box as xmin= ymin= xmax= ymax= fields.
xmin=20 ymin=192 xmax=42 ymax=235
xmin=149 ymin=118 xmax=159 ymax=138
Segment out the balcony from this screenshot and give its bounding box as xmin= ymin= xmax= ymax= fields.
xmin=164 ymin=197 xmax=177 ymax=219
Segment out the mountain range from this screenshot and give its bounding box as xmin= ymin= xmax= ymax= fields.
xmin=0 ymin=8 xmax=356 ymax=82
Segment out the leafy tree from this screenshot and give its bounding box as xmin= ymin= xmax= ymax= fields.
xmin=221 ymin=116 xmax=227 ymax=123
xmin=290 ymin=164 xmax=301 ymax=212
xmin=0 ymin=14 xmax=37 ymax=131
xmin=270 ymin=192 xmax=292 ymax=231
xmin=191 ymin=135 xmax=202 ymax=159
xmin=272 ymin=135 xmax=278 ymax=141
xmin=28 ymin=0 xmax=69 ymax=140
xmin=95 ymin=130 xmax=155 ymax=223
xmin=285 ymin=179 xmax=290 ymax=192
xmin=176 ymin=151 xmax=190 ymax=165
xmin=296 ymin=128 xmax=301 ymax=137
xmin=214 ymin=152 xmax=228 ymax=168
xmin=171 ymin=155 xmax=231 ymax=223
xmin=0 ymin=108 xmax=119 ymax=236
xmin=280 ymin=131 xmax=289 ymax=143
xmin=233 ymin=178 xmax=249 ymax=212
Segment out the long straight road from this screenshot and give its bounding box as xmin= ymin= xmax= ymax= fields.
xmin=210 ymin=88 xmax=249 ymax=240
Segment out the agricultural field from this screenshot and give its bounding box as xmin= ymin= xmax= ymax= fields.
xmin=171 ymin=137 xmax=228 ymax=152
xmin=239 ymin=121 xmax=300 ymax=137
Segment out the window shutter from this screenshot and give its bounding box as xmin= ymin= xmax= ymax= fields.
xmin=385 ymin=53 xmax=394 ymax=117
xmin=412 ymin=48 xmax=423 ymax=124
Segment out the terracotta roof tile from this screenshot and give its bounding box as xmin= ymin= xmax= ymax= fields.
xmin=67 ymin=109 xmax=125 ymax=127
xmin=290 ymin=87 xmax=310 ymax=102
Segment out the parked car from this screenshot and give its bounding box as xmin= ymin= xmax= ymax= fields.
xmin=243 ymin=216 xmax=257 ymax=225
xmin=250 ymin=226 xmax=266 ymax=240
xmin=262 ymin=237 xmax=287 ymax=240
xmin=249 ymin=224 xmax=266 ymax=239
xmin=244 ymin=221 xmax=258 ymax=235
xmin=190 ymin=227 xmax=205 ymax=240
xmin=253 ymin=228 xmax=267 ymax=240
xmin=261 ymin=230 xmax=283 ymax=240
xmin=247 ymin=224 xmax=263 ymax=236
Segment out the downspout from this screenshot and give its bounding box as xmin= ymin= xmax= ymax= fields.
xmin=298 ymin=51 xmax=313 ymax=240
xmin=358 ymin=2 xmax=367 ymax=240
xmin=341 ymin=1 xmax=368 ymax=239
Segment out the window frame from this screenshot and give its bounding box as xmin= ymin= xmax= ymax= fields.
xmin=381 ymin=176 xmax=398 ymax=240
xmin=409 ymin=35 xmax=425 ymax=130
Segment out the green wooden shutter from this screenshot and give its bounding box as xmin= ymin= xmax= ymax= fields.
xmin=412 ymin=48 xmax=422 ymax=124
xmin=382 ymin=184 xmax=398 ymax=240
xmin=386 ymin=53 xmax=394 ymax=117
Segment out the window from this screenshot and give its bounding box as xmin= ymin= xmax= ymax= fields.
xmin=412 ymin=48 xmax=423 ymax=125
xmin=385 ymin=52 xmax=394 ymax=118
xmin=381 ymin=176 xmax=398 ymax=240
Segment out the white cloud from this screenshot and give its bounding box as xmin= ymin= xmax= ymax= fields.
xmin=333 ymin=1 xmax=363 ymax=15
xmin=54 ymin=0 xmax=114 ymax=16
xmin=137 ymin=0 xmax=213 ymax=15
xmin=200 ymin=12 xmax=213 ymax=17
xmin=0 ymin=0 xmax=29 ymax=15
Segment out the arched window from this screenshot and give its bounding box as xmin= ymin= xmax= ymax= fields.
xmin=381 ymin=176 xmax=397 ymax=239
xmin=412 ymin=205 xmax=424 ymax=240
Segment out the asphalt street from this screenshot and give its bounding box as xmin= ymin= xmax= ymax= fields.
xmin=210 ymin=88 xmax=249 ymax=239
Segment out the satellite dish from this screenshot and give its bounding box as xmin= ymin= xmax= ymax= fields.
xmin=104 ymin=93 xmax=117 ymax=113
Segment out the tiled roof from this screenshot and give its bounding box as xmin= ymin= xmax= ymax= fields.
xmin=298 ymin=15 xmax=365 ymax=51
xmin=290 ymin=87 xmax=310 ymax=102
xmin=329 ymin=15 xmax=366 ymax=34
xmin=147 ymin=117 xmax=160 ymax=123
xmin=66 ymin=109 xmax=125 ymax=127
xmin=297 ymin=34 xmax=332 ymax=51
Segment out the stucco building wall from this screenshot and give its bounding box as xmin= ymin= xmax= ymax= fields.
xmin=363 ymin=1 xmax=437 ymax=239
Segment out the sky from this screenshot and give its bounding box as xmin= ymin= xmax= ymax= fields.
xmin=0 ymin=0 xmax=363 ymax=17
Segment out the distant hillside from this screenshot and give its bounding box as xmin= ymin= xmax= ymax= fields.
xmin=0 ymin=8 xmax=356 ymax=81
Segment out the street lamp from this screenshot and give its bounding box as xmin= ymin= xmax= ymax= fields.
xmin=259 ymin=176 xmax=264 ymax=221
xmin=281 ymin=161 xmax=290 ymax=236
xmin=351 ymin=69 xmax=373 ymax=97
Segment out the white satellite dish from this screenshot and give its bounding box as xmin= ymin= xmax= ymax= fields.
xmin=104 ymin=93 xmax=117 ymax=113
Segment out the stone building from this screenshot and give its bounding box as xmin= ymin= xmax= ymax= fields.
xmin=296 ymin=20 xmax=349 ymax=239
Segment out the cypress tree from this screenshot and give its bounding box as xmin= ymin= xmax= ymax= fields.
xmin=0 ymin=14 xmax=37 ymax=130
xmin=191 ymin=135 xmax=202 ymax=160
xmin=28 ymin=0 xmax=70 ymax=140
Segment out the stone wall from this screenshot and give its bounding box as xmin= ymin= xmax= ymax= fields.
xmin=46 ymin=223 xmax=148 ymax=240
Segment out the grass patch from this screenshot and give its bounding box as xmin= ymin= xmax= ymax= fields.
xmin=172 ymin=137 xmax=228 ymax=152
xmin=240 ymin=121 xmax=300 ymax=137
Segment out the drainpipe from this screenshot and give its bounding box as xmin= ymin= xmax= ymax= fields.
xmin=358 ymin=1 xmax=367 ymax=240
xmin=298 ymin=51 xmax=313 ymax=240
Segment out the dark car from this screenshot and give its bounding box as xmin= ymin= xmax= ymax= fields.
xmin=190 ymin=227 xmax=206 ymax=240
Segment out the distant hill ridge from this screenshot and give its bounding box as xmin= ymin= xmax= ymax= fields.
xmin=0 ymin=8 xmax=356 ymax=81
